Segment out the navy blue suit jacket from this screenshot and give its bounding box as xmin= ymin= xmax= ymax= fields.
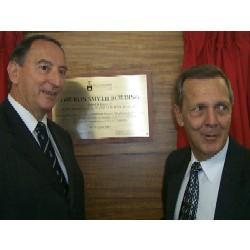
xmin=0 ymin=100 xmax=85 ymax=219
xmin=162 ymin=138 xmax=250 ymax=219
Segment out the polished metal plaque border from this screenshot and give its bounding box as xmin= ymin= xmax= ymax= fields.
xmin=52 ymin=73 xmax=152 ymax=143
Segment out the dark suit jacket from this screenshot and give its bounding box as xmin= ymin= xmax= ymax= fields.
xmin=0 ymin=100 xmax=85 ymax=219
xmin=162 ymin=138 xmax=250 ymax=219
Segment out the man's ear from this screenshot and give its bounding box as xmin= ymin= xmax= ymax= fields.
xmin=173 ymin=104 xmax=184 ymax=127
xmin=7 ymin=61 xmax=20 ymax=85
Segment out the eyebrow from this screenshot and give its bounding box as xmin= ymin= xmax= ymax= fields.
xmin=215 ymin=101 xmax=231 ymax=106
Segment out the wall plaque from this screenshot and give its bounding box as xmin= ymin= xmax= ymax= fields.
xmin=52 ymin=73 xmax=152 ymax=142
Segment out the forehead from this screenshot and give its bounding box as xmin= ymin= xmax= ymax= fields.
xmin=25 ymin=40 xmax=65 ymax=65
xmin=183 ymin=77 xmax=230 ymax=101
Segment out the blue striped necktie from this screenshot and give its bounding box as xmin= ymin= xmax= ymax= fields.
xmin=35 ymin=122 xmax=68 ymax=195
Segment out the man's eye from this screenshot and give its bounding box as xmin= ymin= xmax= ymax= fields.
xmin=39 ymin=64 xmax=50 ymax=72
xmin=193 ymin=105 xmax=204 ymax=112
xmin=59 ymin=68 xmax=66 ymax=77
xmin=190 ymin=105 xmax=205 ymax=116
xmin=216 ymin=104 xmax=229 ymax=112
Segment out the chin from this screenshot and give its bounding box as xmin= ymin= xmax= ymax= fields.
xmin=41 ymin=99 xmax=56 ymax=109
xmin=202 ymin=145 xmax=223 ymax=158
xmin=39 ymin=104 xmax=54 ymax=114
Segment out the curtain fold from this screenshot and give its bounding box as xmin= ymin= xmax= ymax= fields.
xmin=0 ymin=31 xmax=24 ymax=102
xmin=177 ymin=31 xmax=250 ymax=148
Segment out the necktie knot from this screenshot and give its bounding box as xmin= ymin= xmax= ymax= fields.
xmin=191 ymin=161 xmax=202 ymax=173
xmin=35 ymin=121 xmax=47 ymax=134
xmin=35 ymin=122 xmax=49 ymax=149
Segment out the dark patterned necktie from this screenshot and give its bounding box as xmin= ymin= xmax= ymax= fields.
xmin=179 ymin=161 xmax=202 ymax=220
xmin=35 ymin=122 xmax=68 ymax=195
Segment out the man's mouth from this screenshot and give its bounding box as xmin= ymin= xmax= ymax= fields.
xmin=41 ymin=89 xmax=58 ymax=97
xmin=203 ymin=134 xmax=218 ymax=140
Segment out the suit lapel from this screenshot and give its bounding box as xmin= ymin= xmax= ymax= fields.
xmin=48 ymin=121 xmax=76 ymax=203
xmin=48 ymin=122 xmax=73 ymax=181
xmin=166 ymin=148 xmax=191 ymax=219
xmin=214 ymin=138 xmax=243 ymax=219
xmin=3 ymin=100 xmax=66 ymax=196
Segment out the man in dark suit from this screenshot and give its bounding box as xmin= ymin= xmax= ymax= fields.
xmin=0 ymin=34 xmax=85 ymax=219
xmin=162 ymin=64 xmax=250 ymax=219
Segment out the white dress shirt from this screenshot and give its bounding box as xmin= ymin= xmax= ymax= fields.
xmin=8 ymin=94 xmax=68 ymax=182
xmin=174 ymin=138 xmax=229 ymax=219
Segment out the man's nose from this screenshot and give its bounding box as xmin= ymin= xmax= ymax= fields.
xmin=49 ymin=69 xmax=63 ymax=86
xmin=205 ymin=108 xmax=218 ymax=127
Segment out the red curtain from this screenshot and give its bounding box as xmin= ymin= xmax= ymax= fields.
xmin=177 ymin=31 xmax=250 ymax=149
xmin=0 ymin=32 xmax=24 ymax=102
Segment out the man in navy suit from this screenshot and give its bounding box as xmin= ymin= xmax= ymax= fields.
xmin=162 ymin=64 xmax=250 ymax=219
xmin=0 ymin=34 xmax=85 ymax=219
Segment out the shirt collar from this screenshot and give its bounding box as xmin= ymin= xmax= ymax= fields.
xmin=190 ymin=137 xmax=229 ymax=182
xmin=8 ymin=94 xmax=47 ymax=133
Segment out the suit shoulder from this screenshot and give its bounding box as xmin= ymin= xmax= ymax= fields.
xmin=0 ymin=104 xmax=10 ymax=152
xmin=0 ymin=103 xmax=6 ymax=125
xmin=167 ymin=147 xmax=190 ymax=162
xmin=0 ymin=103 xmax=9 ymax=135
xmin=229 ymin=138 xmax=250 ymax=159
xmin=236 ymin=144 xmax=250 ymax=164
xmin=165 ymin=147 xmax=191 ymax=173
